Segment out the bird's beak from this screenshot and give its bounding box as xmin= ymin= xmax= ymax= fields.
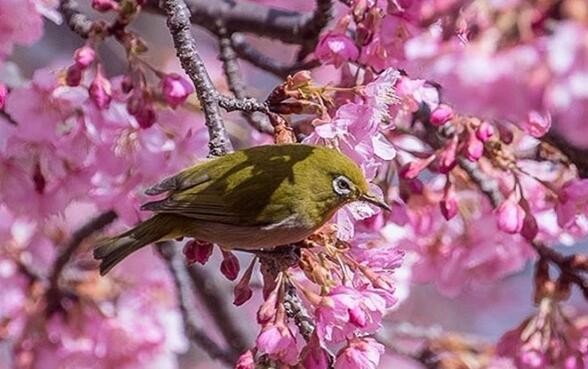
xmin=360 ymin=193 xmax=391 ymax=212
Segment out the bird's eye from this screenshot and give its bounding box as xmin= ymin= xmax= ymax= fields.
xmin=333 ymin=175 xmax=353 ymax=196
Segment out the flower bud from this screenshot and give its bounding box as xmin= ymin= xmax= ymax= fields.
xmin=464 ymin=132 xmax=484 ymax=161
xmin=440 ymin=185 xmax=458 ymax=220
xmin=497 ymin=197 xmax=525 ymax=234
xmin=235 ymin=350 xmax=256 ymax=369
xmin=430 ymin=104 xmax=454 ymax=126
xmin=233 ymin=258 xmax=256 ymax=306
xmin=257 ymin=285 xmax=279 ymax=324
xmin=522 ymin=110 xmax=551 ymax=138
xmin=121 ymin=75 xmax=134 ymax=94
xmin=220 ymin=250 xmax=240 ymax=281
xmin=161 ymin=73 xmax=194 ymax=108
xmin=476 ymin=121 xmax=494 ymax=142
xmin=89 ymin=66 xmax=112 ymax=109
xmin=301 ymin=334 xmax=330 ymax=369
xmin=0 ymin=83 xmax=7 ymax=109
xmin=287 ymin=70 xmax=312 ymax=90
xmin=182 ymin=239 xmax=214 ymax=265
xmin=497 ymin=124 xmax=514 ymax=144
xmin=74 ymin=46 xmax=96 ymax=69
xmin=65 ymin=65 xmax=83 ymax=87
xmin=399 ymin=155 xmax=436 ymax=179
xmin=92 ymin=0 xmax=118 ymax=12
xmin=437 ymin=136 xmax=457 ymax=173
xmin=521 ymin=212 xmax=539 ymax=241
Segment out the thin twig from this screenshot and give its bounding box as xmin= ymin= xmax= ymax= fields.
xmin=297 ymin=0 xmax=334 ymax=61
xmin=59 ymin=0 xmax=95 ymax=39
xmin=231 ymin=34 xmax=320 ymax=78
xmin=543 ymin=130 xmax=588 ymax=178
xmin=46 ymin=210 xmax=117 ymax=314
xmin=145 ymin=0 xmax=313 ymax=45
xmin=163 ymin=0 xmax=232 ymax=156
xmin=0 ymin=110 xmax=17 ymax=125
xmin=217 ymin=31 xmax=273 ymax=133
xmin=531 ymin=241 xmax=588 ymax=299
xmin=157 ymin=243 xmax=237 ymax=366
xmin=457 ymin=158 xmax=503 ymax=207
xmin=187 ymin=266 xmax=251 ymax=354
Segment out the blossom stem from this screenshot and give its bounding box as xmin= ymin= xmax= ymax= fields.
xmin=157 ymin=243 xmax=238 ymax=365
xmin=45 ymin=210 xmax=117 ymax=314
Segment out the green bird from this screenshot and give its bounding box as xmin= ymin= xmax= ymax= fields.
xmin=94 ymin=144 xmax=389 ymax=275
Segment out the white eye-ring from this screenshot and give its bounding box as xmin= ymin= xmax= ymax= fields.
xmin=332 ymin=175 xmax=353 ymax=196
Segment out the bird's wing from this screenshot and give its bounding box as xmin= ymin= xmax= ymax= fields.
xmin=144 ymin=162 xmax=212 ymax=195
xmin=141 ymin=150 xmax=297 ymax=227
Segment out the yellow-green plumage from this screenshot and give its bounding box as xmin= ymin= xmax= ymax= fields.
xmin=94 ymin=144 xmax=388 ymax=275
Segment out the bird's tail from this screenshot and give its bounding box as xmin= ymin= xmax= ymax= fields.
xmin=94 ymin=215 xmax=175 ymax=275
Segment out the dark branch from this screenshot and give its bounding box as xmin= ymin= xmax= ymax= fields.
xmin=217 ymin=96 xmax=268 ymax=114
xmin=297 ymin=0 xmax=333 ymax=61
xmin=157 ymin=243 xmax=237 ymax=366
xmin=217 ymin=32 xmax=273 ymax=133
xmin=457 ymin=158 xmax=503 ymax=207
xmin=544 ymin=130 xmax=588 ymax=178
xmin=59 ymin=0 xmax=95 ymax=39
xmin=163 ymin=0 xmax=232 ymax=156
xmin=187 ymin=266 xmax=251 ymax=354
xmin=46 ymin=210 xmax=117 ymax=313
xmin=531 ymin=241 xmax=588 ymax=299
xmin=145 ymin=0 xmax=312 ymax=44
xmin=283 ymin=282 xmax=315 ymax=341
xmin=231 ymin=34 xmax=320 ymax=78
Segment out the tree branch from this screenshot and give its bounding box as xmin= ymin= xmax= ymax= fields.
xmin=531 ymin=241 xmax=588 ymax=299
xmin=46 ymin=210 xmax=117 ymax=314
xmin=187 ymin=266 xmax=251 ymax=354
xmin=457 ymin=157 xmax=503 ymax=207
xmin=145 ymin=0 xmax=313 ymax=44
xmin=217 ymin=32 xmax=273 ymax=133
xmin=231 ymin=34 xmax=320 ymax=78
xmin=163 ymin=0 xmax=232 ymax=156
xmin=297 ymin=0 xmax=333 ymax=61
xmin=283 ymin=281 xmax=314 ymax=341
xmin=59 ymin=0 xmax=95 ymax=39
xmin=157 ymin=243 xmax=237 ymax=366
xmin=543 ymin=130 xmax=588 ymax=178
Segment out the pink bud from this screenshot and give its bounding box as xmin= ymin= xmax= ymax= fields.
xmin=134 ymin=105 xmax=157 ymax=129
xmin=0 ymin=83 xmax=7 ymax=109
xmin=522 ymin=111 xmax=551 ymax=138
xmin=399 ymin=155 xmax=436 ymax=179
xmin=91 ymin=0 xmax=118 ymax=12
xmin=121 ymin=75 xmax=134 ymax=94
xmin=497 ymin=197 xmax=525 ymax=234
xmin=161 ymin=73 xmax=194 ymax=108
xmin=89 ymin=66 xmax=112 ymax=109
xmin=74 ymin=46 xmax=96 ymax=69
xmin=220 ymin=250 xmax=240 ymax=281
xmin=440 ymin=186 xmax=458 ymax=220
xmin=521 ymin=212 xmax=538 ymax=241
xmin=497 ymin=124 xmax=514 ymax=144
xmin=233 ymin=258 xmax=256 ymax=306
xmin=182 ymin=239 xmax=214 ymax=265
xmin=235 ymin=350 xmax=256 ymax=369
xmin=464 ymin=132 xmax=484 ymax=161
xmin=257 ymin=277 xmax=282 ymax=324
xmin=301 ymin=334 xmax=330 ymax=369
xmin=65 ymin=65 xmax=83 ymax=87
xmin=430 ymin=104 xmax=454 ymax=126
xmin=437 ymin=137 xmax=457 ymax=173
xmin=476 ymin=121 xmax=494 ymax=142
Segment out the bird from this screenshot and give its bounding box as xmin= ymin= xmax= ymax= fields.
xmin=94 ymin=143 xmax=389 ymax=275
